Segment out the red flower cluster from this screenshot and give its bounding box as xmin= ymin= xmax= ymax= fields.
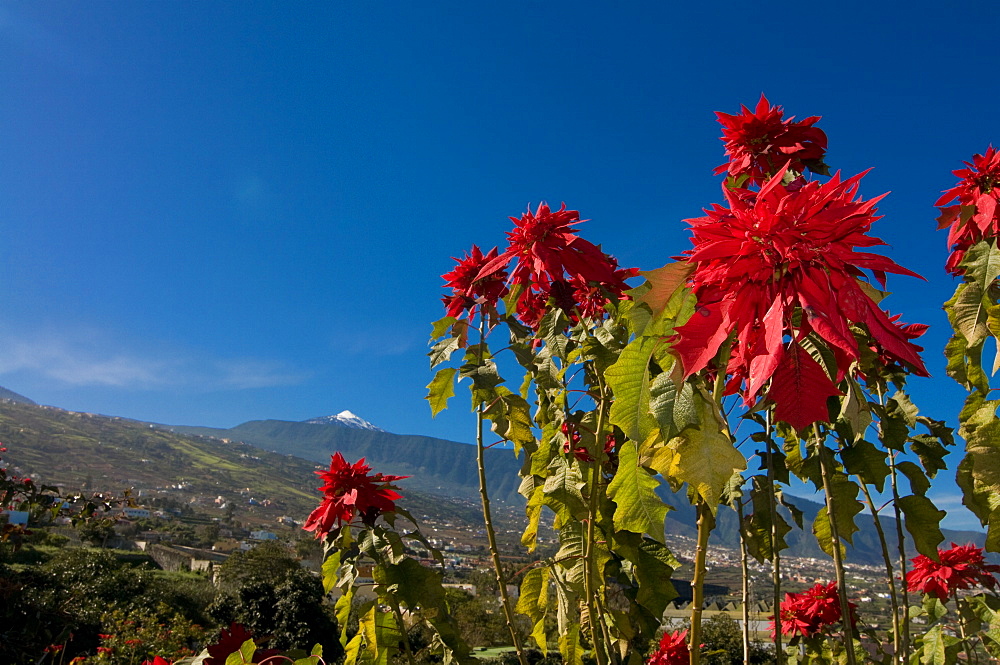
xmin=714 ymin=95 xmax=828 ymax=186
xmin=936 ymin=147 xmax=1000 ymax=274
xmin=441 ymin=245 xmax=509 ymax=318
xmin=141 ymin=657 xmax=172 ymax=665
xmin=646 ymin=628 xmax=689 ymax=665
xmin=474 ymin=203 xmax=637 ymax=328
xmin=673 ymin=166 xmax=928 ymax=429
xmin=303 ymin=453 xmax=407 ymax=538
xmin=770 ymin=582 xmax=856 ymax=640
xmin=906 ymin=542 xmax=1000 ymax=600
xmin=560 ymin=422 xmax=615 ymax=463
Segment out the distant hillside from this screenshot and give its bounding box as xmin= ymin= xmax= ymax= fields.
xmin=169 ymin=419 xmax=525 ymax=503
xmin=0 ymin=401 xmax=484 ymax=530
xmin=168 ymin=417 xmax=986 ymax=565
xmin=0 ymin=385 xmax=35 ymax=405
xmin=659 ymin=485 xmax=987 ymax=562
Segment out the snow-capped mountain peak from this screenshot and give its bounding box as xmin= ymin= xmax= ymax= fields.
xmin=304 ymin=410 xmax=384 ymax=431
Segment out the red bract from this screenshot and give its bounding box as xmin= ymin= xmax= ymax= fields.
xmin=715 ymin=95 xmax=828 ymax=186
xmin=936 ymin=147 xmax=1000 ymax=274
xmin=673 ymin=167 xmax=928 ymax=429
xmin=647 ymin=628 xmax=689 ymax=665
xmin=303 ymin=453 xmax=407 ymax=538
xmin=770 ymin=582 xmax=856 ymax=640
xmin=476 ymin=203 xmax=637 ymax=329
xmin=906 ymin=542 xmax=1000 ymax=600
xmin=141 ymin=658 xmax=172 ymax=665
xmin=441 ymin=245 xmax=508 ymax=318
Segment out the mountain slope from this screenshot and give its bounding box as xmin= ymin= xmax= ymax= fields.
xmin=169 ymin=419 xmax=526 ymax=503
xmin=0 ymin=401 xmax=483 ymax=530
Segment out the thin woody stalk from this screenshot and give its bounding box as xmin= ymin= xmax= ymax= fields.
xmin=856 ymin=478 xmax=901 ymax=663
xmin=689 ymin=351 xmax=730 ymax=665
xmin=387 ymin=592 xmax=418 ymax=665
xmin=764 ymin=412 xmax=784 ymax=664
xmin=814 ymin=425 xmax=858 ymax=665
xmin=475 ymin=316 xmax=529 ymax=665
xmin=689 ymin=500 xmax=714 ymax=665
xmin=583 ymin=371 xmax=610 ymax=665
xmin=736 ymin=498 xmax=752 ymax=665
xmin=878 ymin=386 xmax=911 ymax=663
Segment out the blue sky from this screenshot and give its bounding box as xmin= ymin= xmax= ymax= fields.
xmin=2 ymin=2 xmax=997 ymax=528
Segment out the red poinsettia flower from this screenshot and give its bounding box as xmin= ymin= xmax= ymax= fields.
xmin=441 ymin=245 xmax=509 ymax=318
xmin=673 ymin=167 xmax=928 ymax=429
xmin=715 ymin=95 xmax=828 ymax=186
xmin=770 ymin=582 xmax=856 ymax=640
xmin=646 ymin=628 xmax=689 ymax=665
xmin=205 ymin=623 xmax=279 ymax=665
xmin=303 ymin=453 xmax=408 ymax=537
xmin=561 ymin=422 xmax=616 ymax=463
xmin=936 ymin=147 xmax=1000 ymax=275
xmin=475 ymin=203 xmax=637 ymax=329
xmin=906 ymin=542 xmax=1000 ymax=600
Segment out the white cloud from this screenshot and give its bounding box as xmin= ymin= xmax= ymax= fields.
xmin=0 ymin=329 xmax=306 ymax=391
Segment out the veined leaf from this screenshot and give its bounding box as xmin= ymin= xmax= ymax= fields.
xmin=964 ymin=240 xmax=1000 ymax=294
xmin=664 ymin=391 xmax=745 ymax=512
xmin=224 ymin=639 xmax=257 ymax=665
xmin=812 ymin=471 xmax=862 ymax=557
xmin=607 ymin=440 xmax=669 ymax=541
xmin=840 ymin=439 xmax=889 ymax=493
xmin=426 ymin=367 xmax=457 ymax=417
xmin=898 ymin=494 xmax=946 ymax=559
xmin=483 ymin=387 xmax=535 ymax=453
xmin=606 ymin=336 xmax=662 ymax=443
xmin=429 ymin=336 xmax=461 ymax=368
xmin=952 ymin=281 xmax=989 ymax=346
xmin=515 ymin=567 xmax=551 ymax=649
xmin=542 ymin=456 xmax=587 ymax=522
xmin=635 ymin=262 xmax=694 ymax=319
xmin=558 ymin=624 xmax=584 ymax=665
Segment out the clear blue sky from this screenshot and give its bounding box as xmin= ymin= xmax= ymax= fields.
xmin=2 ymin=2 xmax=997 ymax=527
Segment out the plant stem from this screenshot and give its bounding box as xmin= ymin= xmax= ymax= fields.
xmin=387 ymin=592 xmax=418 ymax=665
xmin=689 ymin=499 xmax=715 ymax=665
xmin=763 ymin=412 xmax=784 ymax=664
xmin=857 ymin=478 xmax=901 ymax=663
xmin=814 ymin=425 xmax=858 ymax=665
xmin=473 ymin=317 xmax=529 ymax=665
xmin=583 ymin=373 xmax=610 ymax=665
xmin=879 ymin=386 xmax=911 ymax=664
xmin=736 ymin=498 xmax=752 ymax=665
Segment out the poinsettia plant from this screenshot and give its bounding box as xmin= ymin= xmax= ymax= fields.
xmin=424 ymin=94 xmax=965 ymax=665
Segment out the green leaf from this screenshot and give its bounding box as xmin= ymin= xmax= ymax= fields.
xmin=663 ymin=391 xmax=745 ymax=511
xmin=321 ymin=549 xmax=341 ymax=594
xmin=483 ymin=387 xmax=535 ymax=453
xmin=515 ymin=566 xmax=550 ymax=649
xmin=635 ymin=262 xmax=694 ymax=319
xmin=896 ymin=460 xmax=931 ymax=496
xmin=606 ymin=336 xmax=662 ymax=443
xmin=607 ymin=440 xmax=669 ymax=541
xmin=429 ymin=336 xmax=461 ymax=368
xmin=430 ymin=316 xmax=458 ymax=340
xmin=558 ymin=623 xmax=584 ymax=665
xmin=611 ymin=530 xmax=679 ymax=618
xmin=744 ymin=476 xmax=791 ymax=562
xmin=426 ymin=367 xmax=457 ymax=417
xmin=957 ymin=419 xmax=1000 ymax=550
xmin=812 ymin=471 xmax=863 ymax=557
xmin=898 ymin=494 xmax=946 ymax=559
xmin=839 ymin=439 xmax=890 ymax=493
xmin=951 ymin=281 xmax=988 ymax=346
xmin=917 ymin=624 xmax=961 ymax=665
xmin=224 ymin=639 xmax=257 ymax=665
xmin=964 ymin=239 xmax=1000 ymax=294
xmin=944 ymin=333 xmax=970 ymax=388
xmin=542 ymin=455 xmax=587 ymax=522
